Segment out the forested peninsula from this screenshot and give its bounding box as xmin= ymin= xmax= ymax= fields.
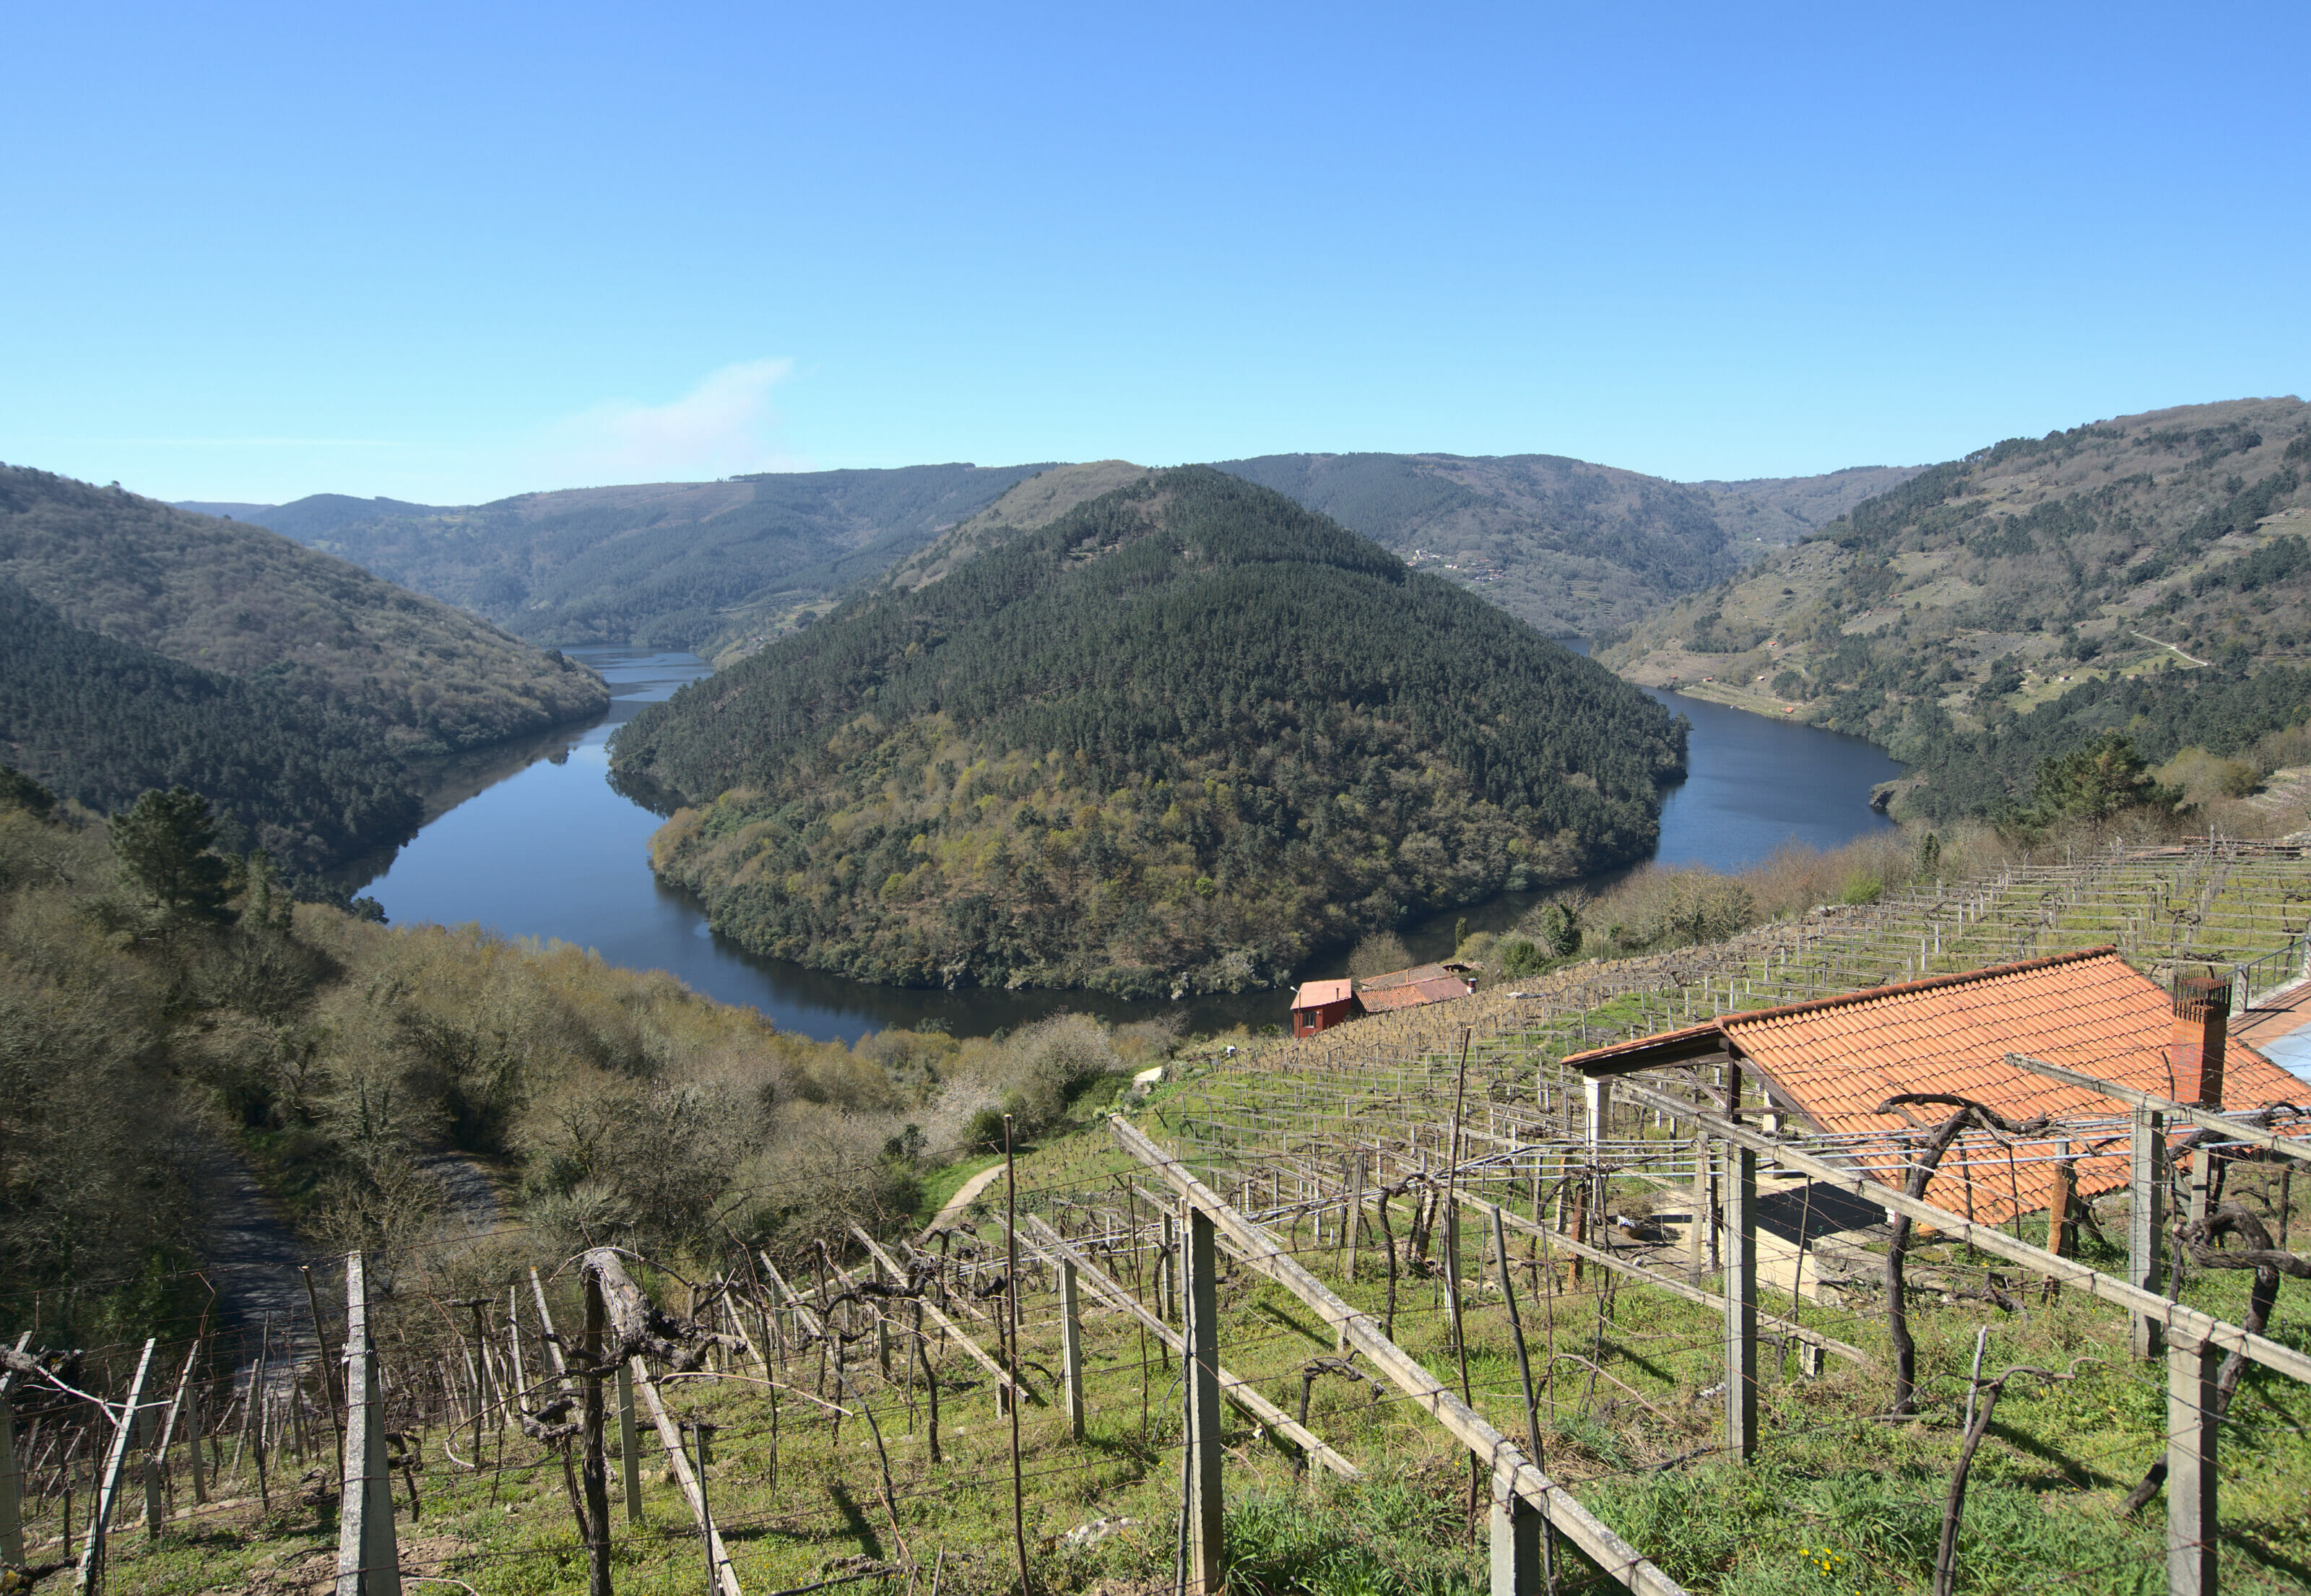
xmin=0 ymin=465 xmax=608 ymax=871
xmin=612 ymin=468 xmax=1684 ymax=994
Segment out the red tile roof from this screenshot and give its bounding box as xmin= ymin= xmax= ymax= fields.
xmin=1358 ymin=975 xmax=1475 ymax=1013
xmin=1291 ymin=979 xmax=1356 ymax=1011
xmin=1361 ymin=963 xmax=1454 ymax=991
xmin=1567 ymin=948 xmax=2307 ymax=1224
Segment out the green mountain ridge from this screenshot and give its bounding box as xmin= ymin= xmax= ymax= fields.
xmin=610 ymin=467 xmax=1683 ymax=996
xmin=0 ymin=464 xmax=607 ymax=868
xmin=1598 ymin=396 xmax=2311 ymax=823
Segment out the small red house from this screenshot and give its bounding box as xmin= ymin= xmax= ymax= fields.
xmin=1291 ymin=979 xmax=1361 ymax=1038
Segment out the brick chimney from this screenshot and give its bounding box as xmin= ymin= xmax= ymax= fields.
xmin=2170 ymin=973 xmax=2231 ymax=1108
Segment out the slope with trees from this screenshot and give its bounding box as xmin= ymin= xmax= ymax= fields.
xmin=1 ymin=465 xmax=605 ymax=756
xmin=612 ymin=467 xmax=1685 ymax=995
xmin=0 ymin=581 xmax=425 ymax=871
xmin=1599 ymin=398 xmax=2311 ymax=824
xmin=0 ymin=464 xmax=606 ymax=867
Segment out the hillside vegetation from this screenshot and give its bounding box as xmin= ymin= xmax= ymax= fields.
xmin=612 ymin=468 xmax=1684 ymax=995
xmin=0 ymin=582 xmax=423 ymax=869
xmin=1600 ymin=398 xmax=2311 ymax=823
xmin=1211 ymin=452 xmax=1917 ymax=639
xmin=1 ymin=466 xmax=604 ymax=757
xmin=0 ymin=466 xmax=607 ymax=868
xmin=236 ymin=462 xmax=1054 ymax=658
xmin=0 ymin=773 xmax=1176 ymax=1340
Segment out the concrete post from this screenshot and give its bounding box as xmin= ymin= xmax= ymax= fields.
xmin=1059 ymin=1259 xmax=1085 ymax=1441
xmin=1183 ymin=1205 xmax=1226 ymax=1596
xmin=1488 ymin=1486 xmax=1543 ymax=1596
xmin=1725 ymin=1069 xmax=1758 ymax=1462
xmin=336 ymin=1252 xmax=402 ymax=1596
xmin=2132 ymin=1107 xmax=2167 ymax=1358
xmin=0 ymin=1332 xmax=25 ymax=1565
xmin=2167 ymin=1332 xmax=2219 ymax=1596
xmin=615 ymin=1362 xmax=643 ymax=1524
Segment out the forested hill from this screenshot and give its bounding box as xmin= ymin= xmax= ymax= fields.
xmin=225 ymin=462 xmax=1054 ymax=659
xmin=1597 ymin=397 xmax=2311 ymax=822
xmin=1 ymin=467 xmax=605 ymax=757
xmin=0 ymin=464 xmax=606 ymax=869
xmin=611 ymin=467 xmax=1685 ymax=996
xmin=1209 ymin=452 xmax=1919 ymax=640
xmin=0 ymin=581 xmax=422 ymax=870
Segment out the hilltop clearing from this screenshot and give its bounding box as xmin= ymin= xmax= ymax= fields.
xmin=611 ymin=467 xmax=1683 ymax=995
xmin=0 ymin=465 xmax=604 ymax=867
xmin=1600 ymin=398 xmax=2311 ymax=824
xmin=214 ymin=462 xmax=1054 ymax=659
xmin=1211 ymin=451 xmax=1920 ymax=639
xmin=877 ymin=459 xmax=1153 ymax=594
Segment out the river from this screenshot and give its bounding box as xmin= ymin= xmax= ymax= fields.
xmin=347 ymin=647 xmax=1902 ymax=1042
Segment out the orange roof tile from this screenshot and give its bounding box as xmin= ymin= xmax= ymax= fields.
xmin=1358 ymin=975 xmax=1475 ymax=1013
xmin=1292 ymin=979 xmax=1356 ymax=1010
xmin=1567 ymin=948 xmax=2307 ymax=1224
xmin=1361 ymin=963 xmax=1454 ymax=991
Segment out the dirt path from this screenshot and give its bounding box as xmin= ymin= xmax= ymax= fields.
xmin=919 ymin=1158 xmax=1005 ymax=1239
xmin=193 ymin=1143 xmax=324 ymax=1379
xmin=198 ymin=1140 xmax=507 ymax=1377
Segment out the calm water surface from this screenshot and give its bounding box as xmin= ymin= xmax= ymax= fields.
xmin=352 ymin=649 xmax=1902 ymax=1041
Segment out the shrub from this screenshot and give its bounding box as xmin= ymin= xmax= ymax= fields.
xmin=1348 ymin=931 xmax=1414 ymax=979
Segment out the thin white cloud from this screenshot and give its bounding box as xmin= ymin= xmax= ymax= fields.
xmin=539 ymin=359 xmax=809 ymax=483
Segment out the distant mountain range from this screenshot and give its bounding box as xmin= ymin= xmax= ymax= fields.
xmin=188 ymin=454 xmax=1919 ymax=656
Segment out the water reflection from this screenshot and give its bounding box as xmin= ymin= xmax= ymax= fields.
xmin=355 ymin=650 xmax=1902 ymax=1043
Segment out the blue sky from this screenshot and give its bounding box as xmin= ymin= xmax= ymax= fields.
xmin=4 ymin=2 xmax=2305 ymax=505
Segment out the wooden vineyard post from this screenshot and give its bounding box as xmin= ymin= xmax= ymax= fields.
xmin=1688 ymin=1132 xmax=1713 ymax=1280
xmin=76 ymin=1337 xmax=155 ymax=1595
xmin=0 ymin=1331 xmax=28 ymax=1565
xmin=2167 ymin=1332 xmax=2219 ymax=1596
xmin=615 ymin=1361 xmax=643 ymax=1525
xmin=1059 ymin=1257 xmax=1085 ymax=1441
xmin=336 ymin=1252 xmax=402 ymax=1596
xmin=1725 ymin=1070 xmax=1758 ymax=1463
xmin=2132 ymin=1107 xmax=2167 ymax=1358
xmin=1182 ymin=1204 xmax=1226 ymax=1596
